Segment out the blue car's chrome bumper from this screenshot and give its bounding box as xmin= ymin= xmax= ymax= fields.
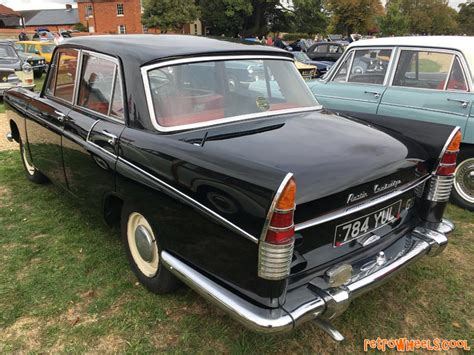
xmin=161 ymin=219 xmax=453 ymax=338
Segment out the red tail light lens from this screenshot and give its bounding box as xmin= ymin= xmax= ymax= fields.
xmin=436 ymin=130 xmax=462 ymax=176
xmin=264 ymin=177 xmax=296 ymax=245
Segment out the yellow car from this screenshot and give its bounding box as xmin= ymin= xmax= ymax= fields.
xmin=294 ymin=61 xmax=317 ymax=80
xmin=15 ymin=41 xmax=56 ymax=63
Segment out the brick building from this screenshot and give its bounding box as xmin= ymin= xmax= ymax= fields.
xmin=20 ymin=5 xmax=79 ymax=32
xmin=76 ymin=0 xmax=202 ymax=35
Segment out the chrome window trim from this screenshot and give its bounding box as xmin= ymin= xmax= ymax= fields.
xmin=117 ymin=156 xmax=259 ymax=244
xmin=295 ymin=174 xmax=431 ymax=232
xmin=259 ymin=172 xmax=294 ymax=241
xmin=141 ymin=55 xmax=322 ymax=133
xmin=388 ymin=47 xmax=473 ymax=92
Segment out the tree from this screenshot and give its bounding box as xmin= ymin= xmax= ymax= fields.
xmin=142 ymin=0 xmax=200 ymax=33
xmin=458 ymin=1 xmax=474 ymax=35
xmin=73 ymin=22 xmax=88 ymax=32
xmin=200 ymin=0 xmax=252 ymax=36
xmin=396 ymin=0 xmax=458 ymax=35
xmin=325 ymin=0 xmax=383 ymax=36
xmin=379 ymin=0 xmax=409 ymax=36
xmin=292 ymin=0 xmax=328 ymax=36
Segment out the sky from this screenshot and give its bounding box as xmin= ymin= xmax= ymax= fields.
xmin=0 ymin=0 xmax=468 ymax=11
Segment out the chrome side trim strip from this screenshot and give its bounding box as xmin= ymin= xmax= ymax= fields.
xmin=295 ymin=174 xmax=431 ymax=231
xmin=379 ymin=102 xmax=468 ymax=117
xmin=117 ymin=156 xmax=259 ymax=243
xmin=315 ymin=94 xmax=378 ymax=104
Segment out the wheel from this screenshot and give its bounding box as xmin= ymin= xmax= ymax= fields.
xmin=20 ymin=139 xmax=48 ymax=184
xmin=121 ymin=205 xmax=179 ymax=294
xmin=451 ymin=147 xmax=474 ymax=211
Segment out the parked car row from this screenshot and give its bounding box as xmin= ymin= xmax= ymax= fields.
xmin=4 ymin=35 xmax=463 ymax=341
xmin=0 ymin=40 xmax=35 ymax=95
xmin=308 ymin=36 xmax=474 ymax=211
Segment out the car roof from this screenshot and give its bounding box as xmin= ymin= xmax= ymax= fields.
xmin=349 ymin=36 xmax=474 ymax=66
xmin=60 ymin=34 xmax=292 ymax=66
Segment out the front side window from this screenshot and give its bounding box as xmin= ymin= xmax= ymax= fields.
xmin=146 ymin=59 xmax=318 ymax=129
xmin=393 ymin=50 xmax=455 ymax=90
xmin=0 ymin=45 xmax=17 ymax=59
xmin=348 ymin=49 xmax=393 ymax=85
xmin=78 ymin=53 xmax=123 ymax=119
xmin=332 ymin=52 xmax=353 ymax=82
xmin=117 ymin=3 xmax=124 ymax=15
xmin=51 ymin=49 xmax=79 ymax=102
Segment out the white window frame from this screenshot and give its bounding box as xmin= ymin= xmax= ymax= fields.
xmin=116 ymin=3 xmax=124 ymax=16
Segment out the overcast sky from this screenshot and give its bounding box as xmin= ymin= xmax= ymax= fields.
xmin=0 ymin=0 xmax=468 ymax=11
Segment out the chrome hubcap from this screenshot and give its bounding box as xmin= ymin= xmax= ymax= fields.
xmin=127 ymin=212 xmax=159 ymax=277
xmin=21 ymin=144 xmax=35 ymax=175
xmin=135 ymin=225 xmax=154 ymax=263
xmin=454 ymin=158 xmax=474 ymax=204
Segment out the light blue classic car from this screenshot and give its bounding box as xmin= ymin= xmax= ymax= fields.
xmin=308 ymin=36 xmax=474 ymax=211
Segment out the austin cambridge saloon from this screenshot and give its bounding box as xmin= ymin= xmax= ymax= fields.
xmin=4 ymin=35 xmax=461 ymax=339
xmin=308 ymin=36 xmax=474 ymax=211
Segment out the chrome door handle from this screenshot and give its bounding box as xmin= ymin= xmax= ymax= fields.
xmin=364 ymin=90 xmax=381 ymax=99
xmin=54 ymin=111 xmax=66 ymax=123
xmin=102 ymin=130 xmax=118 ymax=145
xmin=447 ymin=98 xmax=470 ymax=109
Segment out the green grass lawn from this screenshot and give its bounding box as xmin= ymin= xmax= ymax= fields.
xmin=0 ymin=150 xmax=473 ymax=353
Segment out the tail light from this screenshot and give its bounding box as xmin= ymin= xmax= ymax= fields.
xmin=258 ymin=174 xmax=296 ymax=280
xmin=426 ymin=128 xmax=461 ymax=202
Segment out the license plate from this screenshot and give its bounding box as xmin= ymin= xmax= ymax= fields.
xmin=334 ymin=200 xmax=402 ymax=247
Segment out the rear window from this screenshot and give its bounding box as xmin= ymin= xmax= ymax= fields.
xmin=146 ymin=58 xmax=319 ymax=130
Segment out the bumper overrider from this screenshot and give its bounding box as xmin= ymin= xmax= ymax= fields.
xmin=161 ymin=219 xmax=454 ymax=340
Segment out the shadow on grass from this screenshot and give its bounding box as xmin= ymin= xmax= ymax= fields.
xmin=0 ymin=150 xmax=472 ymax=353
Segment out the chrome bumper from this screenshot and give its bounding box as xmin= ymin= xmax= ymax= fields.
xmin=161 ymin=219 xmax=453 ymax=336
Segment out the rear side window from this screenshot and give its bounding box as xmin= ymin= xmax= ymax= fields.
xmin=392 ymin=50 xmax=458 ymax=90
xmin=78 ymin=53 xmax=124 ymax=119
xmin=48 ymin=49 xmax=79 ymax=103
xmin=446 ymin=57 xmax=468 ymax=91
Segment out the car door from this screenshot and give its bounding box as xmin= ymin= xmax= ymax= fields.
xmin=62 ymin=50 xmax=125 ymax=208
xmin=25 ymin=48 xmax=79 ymax=189
xmin=312 ymin=47 xmax=394 ymax=115
xmin=378 ymin=48 xmax=472 ymax=132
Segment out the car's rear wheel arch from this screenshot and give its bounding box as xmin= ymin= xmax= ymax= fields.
xmin=9 ymin=120 xmax=20 ymax=143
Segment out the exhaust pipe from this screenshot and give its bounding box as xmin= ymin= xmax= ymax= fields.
xmin=6 ymin=132 xmax=14 ymax=142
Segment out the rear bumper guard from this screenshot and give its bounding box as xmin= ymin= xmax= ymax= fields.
xmin=161 ymin=219 xmax=453 ymax=337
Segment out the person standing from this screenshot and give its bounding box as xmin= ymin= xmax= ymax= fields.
xmin=273 ymin=34 xmax=286 ymax=49
xmin=266 ymin=35 xmax=273 ymax=46
xmin=18 ymin=31 xmax=28 ymax=41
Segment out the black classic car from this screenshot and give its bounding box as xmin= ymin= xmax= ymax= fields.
xmin=307 ymin=42 xmax=345 ymax=62
xmin=5 ymin=35 xmax=460 ymax=339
